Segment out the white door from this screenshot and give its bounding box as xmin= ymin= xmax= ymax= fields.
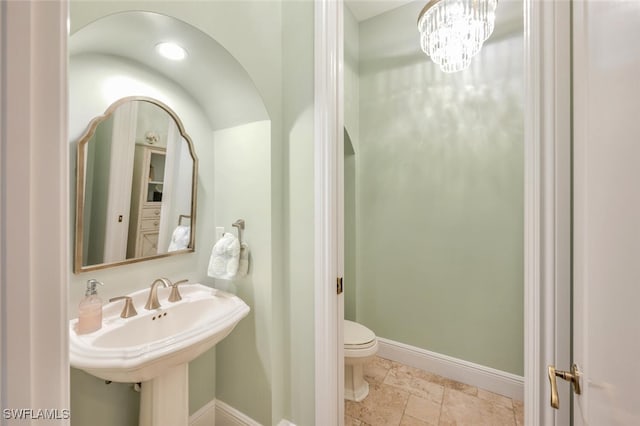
xmin=103 ymin=102 xmax=137 ymax=262
xmin=571 ymin=2 xmax=640 ymax=425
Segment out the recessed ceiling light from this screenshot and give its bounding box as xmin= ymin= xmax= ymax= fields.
xmin=155 ymin=42 xmax=187 ymax=61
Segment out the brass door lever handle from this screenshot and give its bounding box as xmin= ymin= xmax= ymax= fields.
xmin=548 ymin=364 xmax=581 ymax=409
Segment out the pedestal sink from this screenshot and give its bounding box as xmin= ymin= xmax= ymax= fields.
xmin=69 ymin=283 xmax=250 ymax=426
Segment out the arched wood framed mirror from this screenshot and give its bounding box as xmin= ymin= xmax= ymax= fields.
xmin=74 ymin=96 xmax=198 ymax=273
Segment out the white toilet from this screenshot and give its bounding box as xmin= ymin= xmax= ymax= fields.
xmin=344 ymin=320 xmax=378 ymax=402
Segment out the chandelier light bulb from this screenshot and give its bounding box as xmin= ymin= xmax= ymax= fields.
xmin=418 ymin=0 xmax=497 ymax=73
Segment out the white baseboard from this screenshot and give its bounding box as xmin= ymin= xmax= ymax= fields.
xmin=190 ymin=399 xmax=216 ymax=426
xmin=189 ymin=399 xmax=295 ymax=426
xmin=377 ymin=337 xmax=524 ymax=401
xmin=214 ymin=399 xmax=262 ymax=426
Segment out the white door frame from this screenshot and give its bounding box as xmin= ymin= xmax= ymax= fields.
xmin=524 ymin=1 xmax=572 ymax=424
xmin=314 ymin=0 xmax=345 ymax=424
xmin=313 ymin=1 xmax=573 ymax=425
xmin=0 ymin=0 xmax=70 ymax=420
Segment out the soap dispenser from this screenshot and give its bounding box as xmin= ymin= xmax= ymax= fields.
xmin=76 ymin=279 xmax=104 ymax=335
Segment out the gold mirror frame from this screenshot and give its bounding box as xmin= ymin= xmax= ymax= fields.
xmin=74 ymin=96 xmax=198 ymax=273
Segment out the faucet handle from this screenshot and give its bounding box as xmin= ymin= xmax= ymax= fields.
xmin=109 ymin=296 xmax=138 ymax=318
xmin=144 ymin=278 xmax=169 ymax=310
xmin=168 ymin=279 xmax=189 ymax=302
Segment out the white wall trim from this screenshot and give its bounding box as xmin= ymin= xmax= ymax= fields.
xmin=190 ymin=399 xmax=216 ymax=426
xmin=524 ymin=1 xmax=572 ymax=425
xmin=213 ymin=399 xmax=261 ymax=426
xmin=0 ymin=0 xmax=69 ymax=420
xmin=377 ymin=338 xmax=524 ymax=401
xmin=191 ymin=399 xmax=286 ymax=426
xmin=523 ymin=0 xmax=543 ymax=423
xmin=191 ymin=399 xmax=297 ymax=426
xmin=314 ymin=0 xmax=344 ymax=425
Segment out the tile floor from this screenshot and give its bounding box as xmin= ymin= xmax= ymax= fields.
xmin=345 ymin=357 xmax=524 ymax=426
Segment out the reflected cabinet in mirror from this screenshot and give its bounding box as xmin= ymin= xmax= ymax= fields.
xmin=74 ymin=97 xmax=198 ymax=273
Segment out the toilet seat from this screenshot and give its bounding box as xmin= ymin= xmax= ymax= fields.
xmin=344 ymin=320 xmax=378 ymax=357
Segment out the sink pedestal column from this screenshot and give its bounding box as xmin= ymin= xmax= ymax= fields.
xmin=139 ymin=363 xmax=189 ymax=426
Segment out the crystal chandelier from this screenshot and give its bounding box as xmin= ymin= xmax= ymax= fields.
xmin=417 ymin=0 xmax=497 ymax=73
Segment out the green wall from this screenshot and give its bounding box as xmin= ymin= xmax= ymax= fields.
xmin=85 ymin=116 xmax=112 ymax=265
xmin=71 ymin=368 xmax=140 ymax=425
xmin=351 ymin=2 xmax=524 ymax=375
xmin=282 ymin=0 xmax=316 ymax=423
xmin=344 ymin=5 xmax=360 ymax=322
xmin=344 ymin=130 xmax=357 ymax=322
xmin=69 ymin=1 xmax=316 ymax=425
xmin=213 ymin=121 xmax=273 ymax=424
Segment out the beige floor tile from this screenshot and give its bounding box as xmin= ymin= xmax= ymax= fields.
xmin=440 ymin=388 xmax=516 ymax=426
xmin=384 ymin=366 xmax=445 ymax=403
xmin=404 ymin=394 xmax=440 ymax=425
xmin=346 ymin=382 xmax=409 ymax=426
xmin=348 ymin=360 xmax=518 ymax=426
xmin=392 ymin=363 xmax=432 ymax=381
xmin=399 ymin=414 xmax=430 ymax=426
xmin=439 ymin=378 xmax=478 ymax=396
xmin=345 ymin=415 xmax=363 ymax=426
xmin=390 ymin=360 xmax=406 ymax=370
xmin=477 ymin=388 xmax=513 ymax=409
xmin=364 ymin=356 xmax=394 ymax=383
xmin=392 ymin=364 xmax=477 ymax=396
xmin=513 ymin=400 xmax=524 ymax=426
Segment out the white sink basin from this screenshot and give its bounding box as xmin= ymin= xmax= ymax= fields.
xmin=69 ymin=283 xmax=250 ymax=383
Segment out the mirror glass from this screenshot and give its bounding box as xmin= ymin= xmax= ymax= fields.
xmin=74 ymin=97 xmax=198 ymax=272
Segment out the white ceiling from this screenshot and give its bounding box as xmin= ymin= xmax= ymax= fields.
xmin=69 ymin=12 xmax=268 ymax=130
xmin=346 ymin=0 xmax=522 ymax=27
xmin=345 ymin=0 xmax=416 ymax=22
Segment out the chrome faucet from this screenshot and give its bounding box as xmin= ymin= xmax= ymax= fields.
xmin=144 ymin=278 xmax=171 ymax=310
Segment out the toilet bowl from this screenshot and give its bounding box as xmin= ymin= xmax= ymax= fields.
xmin=344 ymin=320 xmax=378 ymax=402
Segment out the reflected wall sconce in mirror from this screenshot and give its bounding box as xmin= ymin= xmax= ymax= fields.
xmin=145 ymin=131 xmax=159 ymax=144
xmin=417 ymin=0 xmax=497 ymax=73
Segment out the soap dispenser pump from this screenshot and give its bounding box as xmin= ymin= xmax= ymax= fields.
xmin=76 ymin=279 xmax=104 ymax=335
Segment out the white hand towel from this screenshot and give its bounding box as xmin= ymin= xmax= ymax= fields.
xmin=168 ymin=225 xmax=190 ymax=252
xmin=207 ymin=233 xmax=241 ymax=280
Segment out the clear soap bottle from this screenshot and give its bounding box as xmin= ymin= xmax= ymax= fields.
xmin=76 ymin=279 xmax=104 ymax=334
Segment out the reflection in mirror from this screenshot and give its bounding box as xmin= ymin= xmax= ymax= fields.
xmin=74 ymin=97 xmax=198 ymax=273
